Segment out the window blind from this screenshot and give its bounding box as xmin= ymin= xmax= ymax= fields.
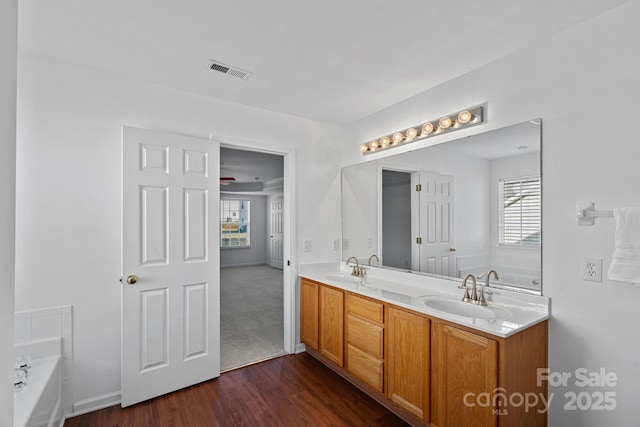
xmin=499 ymin=176 xmax=540 ymax=246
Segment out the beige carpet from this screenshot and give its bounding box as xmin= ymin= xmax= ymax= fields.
xmin=220 ymin=264 xmax=285 ymax=371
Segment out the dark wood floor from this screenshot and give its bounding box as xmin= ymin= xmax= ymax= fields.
xmin=65 ymin=353 xmax=409 ymax=426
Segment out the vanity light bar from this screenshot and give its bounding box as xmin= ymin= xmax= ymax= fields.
xmin=361 ymin=105 xmax=485 ymax=155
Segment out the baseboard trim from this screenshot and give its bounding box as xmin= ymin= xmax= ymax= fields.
xmin=295 ymin=342 xmax=306 ymax=354
xmin=220 ymin=262 xmax=266 ymax=268
xmin=68 ymin=391 xmax=121 ymax=418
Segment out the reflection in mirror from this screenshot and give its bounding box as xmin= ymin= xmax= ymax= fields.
xmin=382 ymin=170 xmax=411 ymax=269
xmin=342 ymin=119 xmax=542 ymax=294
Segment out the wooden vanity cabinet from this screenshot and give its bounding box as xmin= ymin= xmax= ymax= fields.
xmin=299 ymin=278 xmax=319 ymax=350
xmin=431 ymin=320 xmax=549 ymax=427
xmin=387 ymin=307 xmax=430 ymax=421
xmin=299 ymin=276 xmax=548 ymax=427
xmin=431 ymin=323 xmax=498 ymax=427
xmin=300 ymin=278 xmax=345 ymax=366
xmin=346 ymin=294 xmax=385 ymax=392
xmin=319 ymin=285 xmax=345 ymax=366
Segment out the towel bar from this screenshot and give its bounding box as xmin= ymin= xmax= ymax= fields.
xmin=577 ymin=202 xmax=613 ymax=226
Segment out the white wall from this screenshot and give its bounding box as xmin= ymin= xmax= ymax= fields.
xmin=341 ymin=161 xmax=379 ymax=261
xmin=220 ymin=195 xmax=267 ymax=268
xmin=15 ymin=55 xmax=343 ymax=408
xmin=0 ymin=0 xmax=17 ymax=424
xmin=342 ymin=2 xmax=640 ymax=424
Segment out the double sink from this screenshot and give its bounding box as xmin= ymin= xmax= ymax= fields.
xmin=308 ymin=271 xmax=549 ymax=338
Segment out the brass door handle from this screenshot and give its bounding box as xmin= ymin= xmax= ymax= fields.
xmin=449 ymin=247 xmax=456 ymax=252
xmin=126 ymin=275 xmax=138 ymax=285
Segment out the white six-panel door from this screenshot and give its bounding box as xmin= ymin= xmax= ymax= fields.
xmin=121 ymin=127 xmax=220 ymax=407
xmin=419 ymin=172 xmax=455 ymax=276
xmin=268 ymin=195 xmax=284 ymax=269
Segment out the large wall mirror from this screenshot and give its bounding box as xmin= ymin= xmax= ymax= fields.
xmin=342 ymin=119 xmax=542 ymax=294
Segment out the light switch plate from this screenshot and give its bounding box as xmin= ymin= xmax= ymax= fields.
xmin=303 ymin=240 xmax=312 ymax=253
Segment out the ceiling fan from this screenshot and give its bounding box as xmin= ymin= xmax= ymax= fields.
xmin=220 ymin=177 xmax=236 ymax=186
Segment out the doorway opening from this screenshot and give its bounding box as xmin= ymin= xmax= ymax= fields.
xmin=219 ymin=147 xmax=286 ymax=371
xmin=382 ymin=170 xmax=412 ymax=269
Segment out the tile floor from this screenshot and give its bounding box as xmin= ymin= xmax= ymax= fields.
xmin=220 ymin=264 xmax=285 ymax=371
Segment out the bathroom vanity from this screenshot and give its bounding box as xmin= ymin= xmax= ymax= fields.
xmin=299 ymin=268 xmax=549 ymax=427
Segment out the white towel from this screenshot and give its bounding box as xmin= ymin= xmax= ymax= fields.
xmin=608 ymin=207 xmax=640 ymax=284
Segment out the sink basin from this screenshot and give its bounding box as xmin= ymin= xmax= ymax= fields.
xmin=417 ymin=296 xmax=511 ymax=320
xmin=323 ymin=273 xmax=362 ymax=284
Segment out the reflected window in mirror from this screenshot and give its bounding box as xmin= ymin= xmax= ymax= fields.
xmin=499 ymin=176 xmax=541 ymax=247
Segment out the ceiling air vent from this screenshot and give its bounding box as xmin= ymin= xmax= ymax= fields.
xmin=206 ymin=60 xmax=253 ymax=80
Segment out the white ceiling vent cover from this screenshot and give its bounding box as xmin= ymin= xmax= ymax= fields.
xmin=206 ymin=60 xmax=253 ymax=80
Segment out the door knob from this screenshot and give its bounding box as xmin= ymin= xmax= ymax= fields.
xmin=449 ymin=247 xmax=456 ymax=252
xmin=126 ymin=275 xmax=138 ymax=285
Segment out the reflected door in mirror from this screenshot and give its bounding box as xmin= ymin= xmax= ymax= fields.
xmin=419 ymin=172 xmax=455 ymax=276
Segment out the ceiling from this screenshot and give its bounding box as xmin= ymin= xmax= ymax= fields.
xmin=220 ymin=147 xmax=283 ymax=194
xmin=443 ymin=119 xmax=541 ymax=160
xmin=18 ymin=1 xmax=629 ymax=125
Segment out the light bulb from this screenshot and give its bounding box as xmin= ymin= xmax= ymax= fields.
xmin=405 ymin=128 xmax=418 ymax=141
xmin=439 ymin=116 xmax=453 ymax=129
xmin=422 ymin=122 xmax=434 ymax=135
xmin=361 ymin=144 xmax=369 ymax=153
xmin=392 ymin=132 xmax=403 ymax=144
xmin=458 ymin=110 xmax=473 ymax=124
xmin=369 ymin=140 xmax=379 ymax=151
xmin=380 ymin=136 xmax=390 ymax=147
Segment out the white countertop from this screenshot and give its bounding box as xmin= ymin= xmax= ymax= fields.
xmin=299 ymin=264 xmax=549 ymax=338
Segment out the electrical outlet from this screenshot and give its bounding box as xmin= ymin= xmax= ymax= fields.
xmin=342 ymin=239 xmax=349 ymax=250
xmin=367 ymin=237 xmax=373 ymax=248
xmin=582 ymin=257 xmax=603 ymax=282
xmin=303 ymin=240 xmax=312 ymax=253
xmin=332 ymin=239 xmax=339 ymax=251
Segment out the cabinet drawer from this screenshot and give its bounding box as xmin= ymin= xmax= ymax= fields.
xmin=347 ymin=293 xmax=384 ymax=323
xmin=347 ymin=344 xmax=384 ymax=393
xmin=347 ymin=314 xmax=384 ymax=358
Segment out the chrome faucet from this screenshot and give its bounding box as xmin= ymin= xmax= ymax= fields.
xmin=477 ymin=269 xmax=497 ymax=306
xmin=13 ymin=355 xmax=31 ymax=391
xmin=458 ymin=274 xmax=477 ymax=302
xmin=368 ymin=254 xmax=380 ymax=266
xmin=484 ymin=269 xmax=499 ymax=287
xmin=458 ymin=274 xmax=493 ymax=306
xmin=346 ymin=256 xmax=364 ymax=277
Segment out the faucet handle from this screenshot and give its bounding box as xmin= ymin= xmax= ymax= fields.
xmin=458 ymin=282 xmax=471 ymax=301
xmin=478 ymin=286 xmax=493 ymax=306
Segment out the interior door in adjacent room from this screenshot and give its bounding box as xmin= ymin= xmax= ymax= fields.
xmin=121 ymin=126 xmax=220 ymax=407
xmin=268 ymin=194 xmax=284 ymax=269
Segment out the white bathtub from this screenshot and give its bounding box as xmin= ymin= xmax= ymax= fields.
xmin=459 ymin=266 xmax=541 ymax=290
xmin=14 ymin=338 xmax=63 ymax=427
xmin=493 ymin=272 xmax=541 ymax=289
